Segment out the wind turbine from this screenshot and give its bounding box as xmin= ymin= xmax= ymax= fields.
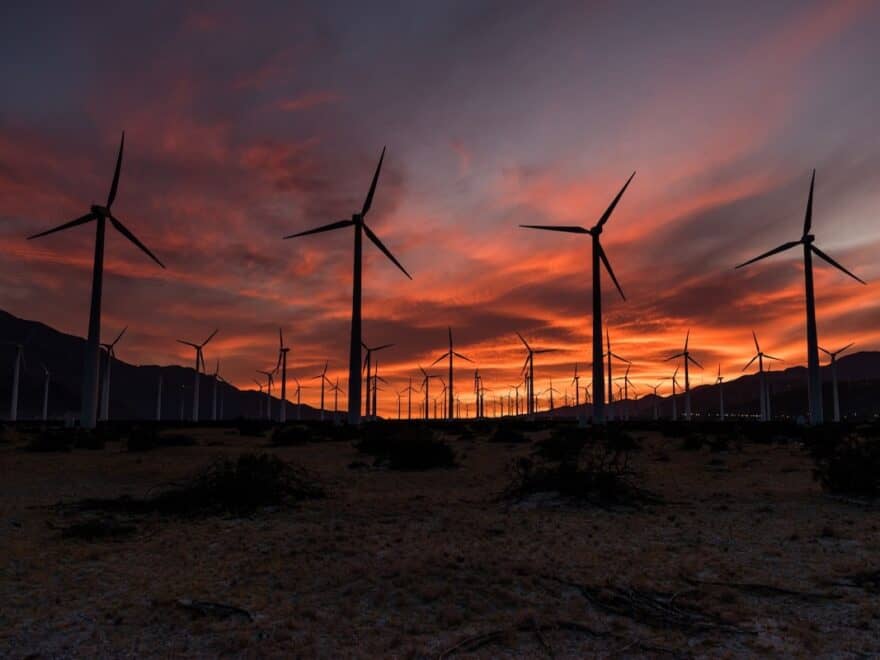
xmin=156 ymin=374 xmax=163 ymax=421
xmin=402 ymin=376 xmax=418 ymax=420
xmin=252 ymin=378 xmax=264 ymax=419
xmin=292 ymin=377 xmax=303 ymax=421
xmin=28 ymin=132 xmax=165 ymax=429
xmin=371 ymin=360 xmax=389 ymax=419
xmin=516 ymin=332 xmax=557 ymax=418
xmin=330 ymin=378 xmax=343 ymax=423
xmin=735 ymin=171 xmax=866 ymax=424
xmin=40 ymin=363 xmax=50 ymax=422
xmin=665 ymin=331 xmax=702 ymax=421
xmin=177 ymin=329 xmax=218 ymax=423
xmin=99 ymin=326 xmax=126 ymax=421
xmin=278 ymin=329 xmax=290 ymax=423
xmin=283 ymin=147 xmax=411 ymax=425
xmin=363 ymin=342 xmax=393 ymax=420
xmin=572 ymin=363 xmax=583 ymax=423
xmin=715 ymin=365 xmax=725 ymax=422
xmin=614 ymin=364 xmax=637 ymax=420
xmin=605 ymin=330 xmax=630 ymax=421
xmin=431 ymin=328 xmax=472 ymax=420
xmin=510 ymin=383 xmax=522 ymax=416
xmin=743 ymin=331 xmax=782 ymax=422
xmin=520 ymin=173 xmax=634 ymax=424
xmin=311 ymin=362 xmax=330 ymax=421
xmin=4 ymin=342 xmax=25 ymax=422
xmin=819 ymin=342 xmax=854 ymax=423
xmin=257 ymin=368 xmax=276 ymax=421
xmin=418 ymin=366 xmax=439 ymax=420
xmin=542 ymin=378 xmax=561 ymax=415
xmin=650 ymin=382 xmax=663 ymax=421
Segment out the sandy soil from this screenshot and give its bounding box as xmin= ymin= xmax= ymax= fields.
xmin=1 ymin=425 xmax=879 ymax=658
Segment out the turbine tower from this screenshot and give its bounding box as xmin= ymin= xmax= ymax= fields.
xmin=278 ymin=329 xmax=290 ymax=423
xmin=41 ymin=363 xmax=50 ymax=422
xmin=283 ymin=148 xmax=411 ymax=425
xmin=743 ymin=331 xmax=781 ymax=422
xmin=715 ymin=365 xmax=725 ymax=422
xmin=177 ymin=329 xmax=217 ymax=423
xmin=520 ymin=173 xmax=634 ymax=424
xmin=604 ymin=330 xmax=630 ymax=421
xmin=819 ymin=342 xmax=854 ymax=423
xmin=99 ymin=326 xmax=126 ymax=422
xmin=418 ymin=366 xmax=439 ymax=420
xmin=27 ymin=132 xmax=165 ymax=429
xmin=156 ymin=374 xmax=163 ymax=421
xmin=665 ymin=331 xmax=702 ymax=421
xmin=431 ymin=328 xmax=472 ymax=420
xmin=671 ymin=367 xmax=681 ymax=421
xmin=311 ymin=362 xmax=330 ymax=421
xmin=735 ymin=171 xmax=866 ymax=424
xmin=5 ymin=342 xmax=25 ymax=422
xmin=212 ymin=360 xmax=221 ymax=421
xmin=257 ymin=368 xmax=276 ymax=421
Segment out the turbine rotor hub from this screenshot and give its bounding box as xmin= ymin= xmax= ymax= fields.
xmin=91 ymin=204 xmax=109 ymax=217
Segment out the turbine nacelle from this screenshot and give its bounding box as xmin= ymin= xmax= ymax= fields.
xmin=90 ymin=205 xmax=110 ymax=217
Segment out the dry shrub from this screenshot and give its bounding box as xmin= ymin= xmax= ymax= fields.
xmin=808 ymin=427 xmax=880 ymax=497
xmin=489 ymin=424 xmax=528 ymax=444
xmin=355 ymin=425 xmax=456 ymax=470
xmin=26 ymin=429 xmax=105 ymax=452
xmin=74 ymin=453 xmax=324 ymax=517
xmin=127 ymin=427 xmax=196 ymax=451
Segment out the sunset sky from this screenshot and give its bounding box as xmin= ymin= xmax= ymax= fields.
xmin=1 ymin=1 xmax=879 ymax=416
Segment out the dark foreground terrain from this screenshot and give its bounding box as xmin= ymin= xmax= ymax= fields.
xmin=2 ymin=420 xmax=879 ymax=658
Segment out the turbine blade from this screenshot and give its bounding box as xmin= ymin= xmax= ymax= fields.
xmin=177 ymin=340 xmax=199 ymax=348
xmin=515 ymin=331 xmax=531 ymax=351
xmin=202 ymin=328 xmax=219 ymax=346
xmin=374 ymin=343 xmax=394 ymax=352
xmin=742 ymin=355 xmax=758 ymax=371
xmin=107 ymin=131 xmax=125 ymax=208
xmin=109 ymin=215 xmax=166 ymax=268
xmin=818 ymin=346 xmax=831 ymax=357
xmin=752 ymin=330 xmax=760 ymax=353
xmin=519 ymin=224 xmax=588 ymax=233
xmin=534 ymin=349 xmax=558 ymax=354
xmin=688 ymin=356 xmax=704 ymax=369
xmin=361 ymin=146 xmax=385 ymax=217
xmin=112 ymin=326 xmax=127 ymax=345
xmin=803 ymin=169 xmax=815 ymax=237
xmin=665 ymin=353 xmax=684 ymax=361
xmin=453 ymin=351 xmax=473 ymax=363
xmin=684 ymin=329 xmax=690 ymax=351
xmin=597 ymin=242 xmax=625 ymax=300
xmin=839 ymin=342 xmax=855 ymax=355
xmin=363 ymin=223 xmax=412 ymax=279
xmin=279 ymin=327 xmax=284 ymax=349
xmin=27 ymin=212 xmax=97 ymax=240
xmin=430 ymin=353 xmax=449 ymax=367
xmin=595 ymin=171 xmax=636 ymax=228
xmin=735 ymin=241 xmax=800 ymax=269
xmin=763 ymin=354 xmax=782 ymax=362
xmin=283 ymin=219 xmax=354 ymax=239
xmin=811 ymin=245 xmax=866 ymax=285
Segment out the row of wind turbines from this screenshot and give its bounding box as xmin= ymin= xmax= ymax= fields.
xmin=20 ymin=135 xmax=866 ymax=427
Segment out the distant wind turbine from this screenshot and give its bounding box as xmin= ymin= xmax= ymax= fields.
xmin=671 ymin=367 xmax=681 ymax=421
xmin=735 ymin=171 xmax=866 ymax=424
xmin=99 ymin=326 xmax=126 ymax=422
xmin=418 ymin=366 xmax=439 ymax=420
xmin=41 ymin=363 xmax=50 ymax=422
xmin=715 ymin=365 xmax=725 ymax=422
xmin=650 ymin=382 xmax=663 ymax=421
xmin=604 ymin=330 xmax=630 ymax=421
xmin=665 ymin=330 xmax=702 ymax=421
xmin=743 ymin=331 xmax=781 ymax=422
xmin=516 ymin=331 xmax=557 ymax=418
xmin=212 ymin=360 xmax=221 ymax=421
xmin=283 ymin=147 xmax=411 ymax=425
xmin=520 ymin=173 xmax=635 ymax=424
xmin=311 ymin=362 xmax=330 ymax=421
xmin=402 ymin=376 xmax=418 ymax=420
xmin=431 ymin=328 xmax=472 ymax=420
xmin=363 ymin=342 xmax=393 ymax=420
xmin=819 ymin=342 xmax=853 ymax=423
xmin=257 ymin=367 xmax=276 ymax=421
xmin=156 ymin=374 xmax=163 ymax=421
xmin=28 ymin=132 xmax=165 ymax=428
xmin=330 ymin=378 xmax=343 ymax=423
xmin=177 ymin=329 xmax=218 ymax=423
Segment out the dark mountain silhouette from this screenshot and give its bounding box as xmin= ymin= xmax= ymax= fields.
xmin=541 ymin=353 xmax=880 ymax=422
xmin=0 ymin=309 xmax=322 ymax=422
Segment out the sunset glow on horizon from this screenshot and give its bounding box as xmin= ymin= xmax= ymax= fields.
xmin=2 ymin=1 xmax=879 ymax=417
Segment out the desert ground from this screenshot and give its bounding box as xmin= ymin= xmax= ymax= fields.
xmin=2 ymin=421 xmax=879 ymax=658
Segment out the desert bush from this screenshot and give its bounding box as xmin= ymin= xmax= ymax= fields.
xmin=75 ymin=453 xmax=324 ymax=517
xmin=232 ymin=418 xmax=275 ymax=437
xmin=355 ymin=425 xmax=456 ymax=470
xmin=270 ymin=424 xmax=314 ymax=446
xmin=506 ymin=427 xmax=650 ymax=505
xmin=808 ymin=429 xmax=880 ymax=497
xmin=26 ymin=429 xmax=104 ymax=452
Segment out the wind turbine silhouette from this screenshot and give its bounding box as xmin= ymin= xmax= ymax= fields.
xmin=99 ymin=326 xmax=126 ymax=422
xmin=715 ymin=365 xmax=725 ymax=422
xmin=614 ymin=364 xmax=637 ymax=420
xmin=418 ymin=366 xmax=439 ymax=420
xmin=671 ymin=367 xmax=681 ymax=421
xmin=650 ymin=382 xmax=663 ymax=421
xmin=257 ymin=367 xmax=276 ymax=421
xmin=212 ymin=360 xmax=221 ymax=421
xmin=604 ymin=329 xmax=630 ymax=420
xmin=515 ymin=331 xmax=556 ymax=419
xmin=252 ymin=378 xmax=265 ymax=419
xmin=402 ymin=376 xmax=418 ymax=420
xmin=277 ymin=329 xmax=290 ymax=423
xmin=520 ymin=173 xmax=634 ymax=424
xmin=743 ymin=331 xmax=781 ymax=422
xmin=283 ymin=148 xmax=411 ymax=425
xmin=311 ymin=362 xmax=330 ymax=421
xmin=27 ymin=132 xmax=165 ymax=428
xmin=572 ymin=363 xmax=583 ymax=422
xmin=363 ymin=342 xmax=393 ymax=420
xmin=510 ymin=382 xmax=522 ymax=416
xmin=177 ymin=329 xmax=217 ymax=423
xmin=292 ymin=377 xmax=304 ymax=421
xmin=819 ymin=342 xmax=854 ymax=423
xmin=431 ymin=328 xmax=472 ymax=420
xmin=735 ymin=171 xmax=865 ymax=424
xmin=665 ymin=331 xmax=702 ymax=421
xmin=330 ymin=378 xmax=344 ymax=423
xmin=371 ymin=360 xmax=389 ymax=419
